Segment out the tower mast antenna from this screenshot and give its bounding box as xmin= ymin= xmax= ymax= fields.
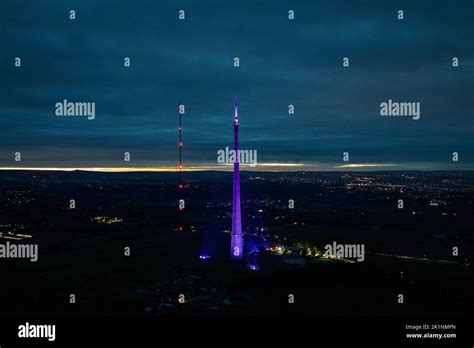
xmin=231 ymin=97 xmax=243 ymax=260
xmin=178 ymin=101 xmax=183 ymax=189
xmin=177 ymin=100 xmax=185 ymax=232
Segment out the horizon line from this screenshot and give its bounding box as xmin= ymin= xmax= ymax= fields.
xmin=0 ymin=165 xmax=472 ymax=173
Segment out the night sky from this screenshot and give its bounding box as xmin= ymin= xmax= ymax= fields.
xmin=0 ymin=0 xmax=473 ymax=170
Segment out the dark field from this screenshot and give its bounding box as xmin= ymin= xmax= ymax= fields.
xmin=0 ymin=170 xmax=473 ymax=318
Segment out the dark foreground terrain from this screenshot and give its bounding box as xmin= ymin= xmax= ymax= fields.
xmin=0 ymin=170 xmax=473 ymax=318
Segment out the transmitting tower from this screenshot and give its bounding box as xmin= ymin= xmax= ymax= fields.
xmin=230 ymin=98 xmax=243 ymax=260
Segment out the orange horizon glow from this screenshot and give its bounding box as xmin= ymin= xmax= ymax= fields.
xmin=0 ymin=163 xmax=305 ymax=173
xmin=0 ymin=162 xmax=470 ymax=172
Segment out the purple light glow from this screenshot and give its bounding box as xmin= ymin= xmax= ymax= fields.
xmin=230 ymin=98 xmax=243 ymax=260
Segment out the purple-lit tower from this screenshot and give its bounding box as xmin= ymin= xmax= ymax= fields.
xmin=231 ymin=98 xmax=243 ymax=260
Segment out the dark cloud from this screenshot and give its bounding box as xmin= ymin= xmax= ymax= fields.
xmin=0 ymin=0 xmax=472 ymax=168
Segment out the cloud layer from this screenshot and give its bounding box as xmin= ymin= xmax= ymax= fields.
xmin=0 ymin=0 xmax=473 ymax=168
